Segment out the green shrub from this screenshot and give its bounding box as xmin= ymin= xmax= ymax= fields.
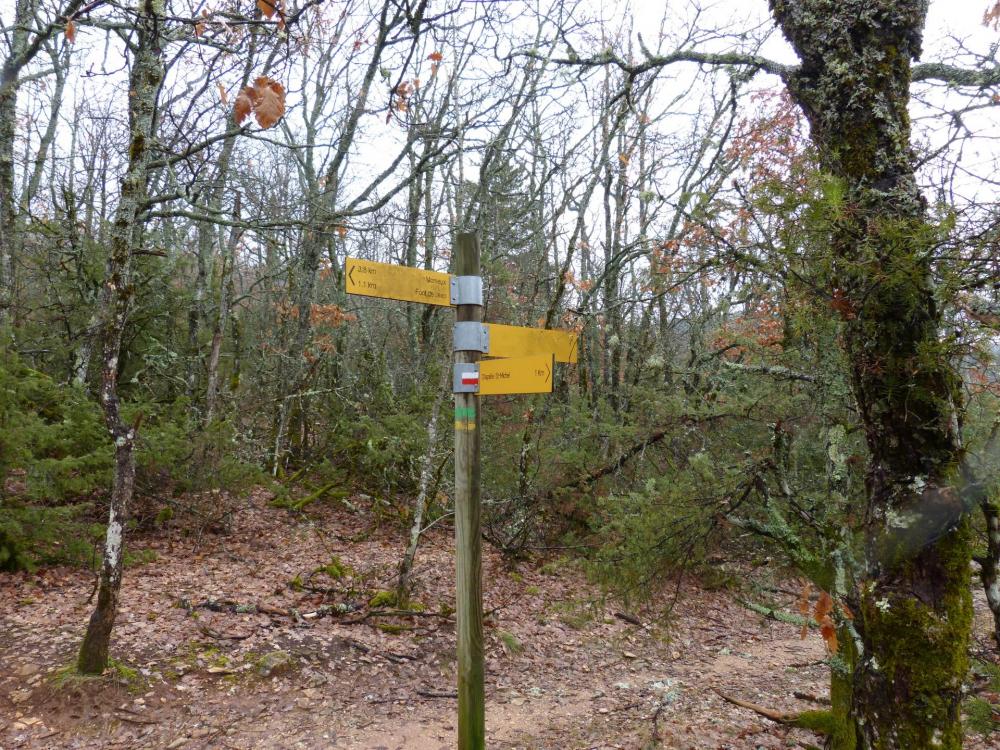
xmin=134 ymin=401 xmax=263 ymax=496
xmin=0 ymin=350 xmax=110 ymax=569
xmin=0 ymin=349 xmax=261 ymax=569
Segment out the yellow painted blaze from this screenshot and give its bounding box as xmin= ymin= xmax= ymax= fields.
xmin=345 ymin=257 xmax=451 ymax=306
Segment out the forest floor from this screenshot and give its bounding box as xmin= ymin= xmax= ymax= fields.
xmin=1 ymin=487 xmax=998 ymax=750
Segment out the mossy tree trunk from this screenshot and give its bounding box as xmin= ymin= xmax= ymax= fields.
xmin=768 ymin=1 xmax=970 ymax=746
xmin=77 ymin=0 xmax=164 ymax=675
xmin=975 ymin=496 xmax=1000 ymax=646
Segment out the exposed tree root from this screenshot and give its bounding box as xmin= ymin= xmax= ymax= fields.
xmin=713 ymin=688 xmax=800 ymax=723
xmin=713 ymin=688 xmax=838 ymax=735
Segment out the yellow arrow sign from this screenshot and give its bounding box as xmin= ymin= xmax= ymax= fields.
xmin=485 ymin=323 xmax=578 ymax=364
xmin=479 ymin=354 xmax=554 ymax=396
xmin=345 ymin=257 xmax=451 ymax=306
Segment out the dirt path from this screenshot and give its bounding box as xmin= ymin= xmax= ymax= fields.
xmin=1 ymin=490 xmax=997 ymax=749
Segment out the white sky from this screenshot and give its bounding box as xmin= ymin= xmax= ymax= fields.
xmin=4 ymin=0 xmax=999 ymax=222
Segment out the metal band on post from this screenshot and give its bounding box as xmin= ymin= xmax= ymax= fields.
xmin=450 ymin=275 xmax=483 ymax=306
xmin=453 ymin=322 xmax=489 ymax=354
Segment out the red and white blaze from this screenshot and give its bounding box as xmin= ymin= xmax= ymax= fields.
xmin=460 ymin=369 xmax=479 ymax=386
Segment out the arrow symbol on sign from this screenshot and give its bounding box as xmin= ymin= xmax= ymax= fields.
xmin=348 ymin=263 xmax=355 ymax=285
xmin=545 ymin=359 xmax=551 ymax=384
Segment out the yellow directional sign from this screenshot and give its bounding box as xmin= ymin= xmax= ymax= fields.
xmin=485 ymin=323 xmax=578 ymax=364
xmin=479 ymin=354 xmax=554 ymax=396
xmin=345 ymin=257 xmax=451 ymax=306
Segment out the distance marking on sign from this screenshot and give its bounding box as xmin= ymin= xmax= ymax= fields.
xmin=478 ymin=354 xmax=554 ymax=396
xmin=345 ymin=257 xmax=451 ymax=306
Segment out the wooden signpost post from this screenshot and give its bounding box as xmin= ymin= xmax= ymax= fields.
xmin=345 ymin=237 xmax=576 ymax=750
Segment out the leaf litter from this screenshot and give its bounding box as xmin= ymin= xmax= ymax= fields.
xmin=1 ymin=487 xmax=997 ymax=748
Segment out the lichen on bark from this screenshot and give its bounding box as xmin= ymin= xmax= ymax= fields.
xmin=767 ymin=0 xmax=971 ymax=745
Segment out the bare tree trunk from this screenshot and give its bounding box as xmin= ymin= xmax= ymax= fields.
xmin=204 ymin=197 xmax=241 ymax=424
xmin=187 ymin=54 xmax=251 ymax=403
xmin=396 ymin=364 xmax=448 ymax=603
xmin=21 ymin=45 xmax=66 ymax=214
xmin=0 ymin=0 xmax=33 ymax=324
xmin=76 ymin=440 xmax=135 ymax=673
xmin=0 ymin=0 xmax=82 ymax=326
xmin=273 ymin=1 xmax=399 ymax=473
xmin=78 ymin=0 xmax=164 ymax=675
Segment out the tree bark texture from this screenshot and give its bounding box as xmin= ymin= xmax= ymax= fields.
xmin=78 ymin=0 xmax=164 ymax=675
xmin=204 ymin=197 xmax=242 ymax=424
xmin=0 ymin=0 xmax=33 ymax=322
xmin=769 ymin=1 xmax=969 ymax=746
xmin=976 ymin=497 xmax=1000 ymax=647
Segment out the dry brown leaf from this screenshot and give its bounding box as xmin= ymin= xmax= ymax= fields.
xmin=428 ymin=51 xmax=443 ymax=62
xmin=257 ymin=0 xmax=277 ymax=19
xmin=233 ymin=77 xmax=285 ymax=129
xmin=252 ymin=77 xmax=285 ymax=129
xmin=813 ymin=591 xmax=833 ymax=624
xmin=195 ymin=21 xmax=206 ymax=37
xmin=830 ymin=288 xmax=856 ymax=320
xmin=985 ymin=1 xmax=1000 ymax=29
xmin=65 ymin=19 xmax=76 ymax=43
xmin=217 ymin=84 xmax=229 ymax=106
xmin=795 ymin=582 xmax=811 ymax=640
xmin=233 ymin=88 xmax=254 ymax=125
xmin=820 ymin=621 xmax=839 ymax=655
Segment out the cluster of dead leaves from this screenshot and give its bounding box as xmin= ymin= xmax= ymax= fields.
xmin=234 ymin=77 xmax=286 ymax=129
xmin=258 ymin=0 xmax=288 ymax=30
xmin=386 ymin=79 xmax=422 ymax=122
xmin=829 ymin=288 xmax=857 ymax=321
xmin=985 ymin=1 xmax=1000 ymax=30
xmin=275 ymin=302 xmax=356 ymax=328
xmin=428 ymin=50 xmax=443 ymax=76
xmin=797 ymin=583 xmax=852 ymax=656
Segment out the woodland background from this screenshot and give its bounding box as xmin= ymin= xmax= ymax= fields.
xmin=2 ymin=0 xmax=1000 ymax=744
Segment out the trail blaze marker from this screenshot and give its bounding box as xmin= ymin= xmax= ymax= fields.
xmin=454 ymin=405 xmax=476 ymax=432
xmin=485 ymin=322 xmax=578 ymax=363
xmin=345 ymin=257 xmax=451 ymax=306
xmin=479 ymin=354 xmax=553 ymax=395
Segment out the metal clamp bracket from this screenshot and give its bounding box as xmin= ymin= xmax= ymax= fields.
xmin=450 ymin=275 xmax=483 ymax=306
xmin=453 ymin=322 xmax=489 ymax=353
xmin=453 ymin=364 xmax=480 ymax=393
